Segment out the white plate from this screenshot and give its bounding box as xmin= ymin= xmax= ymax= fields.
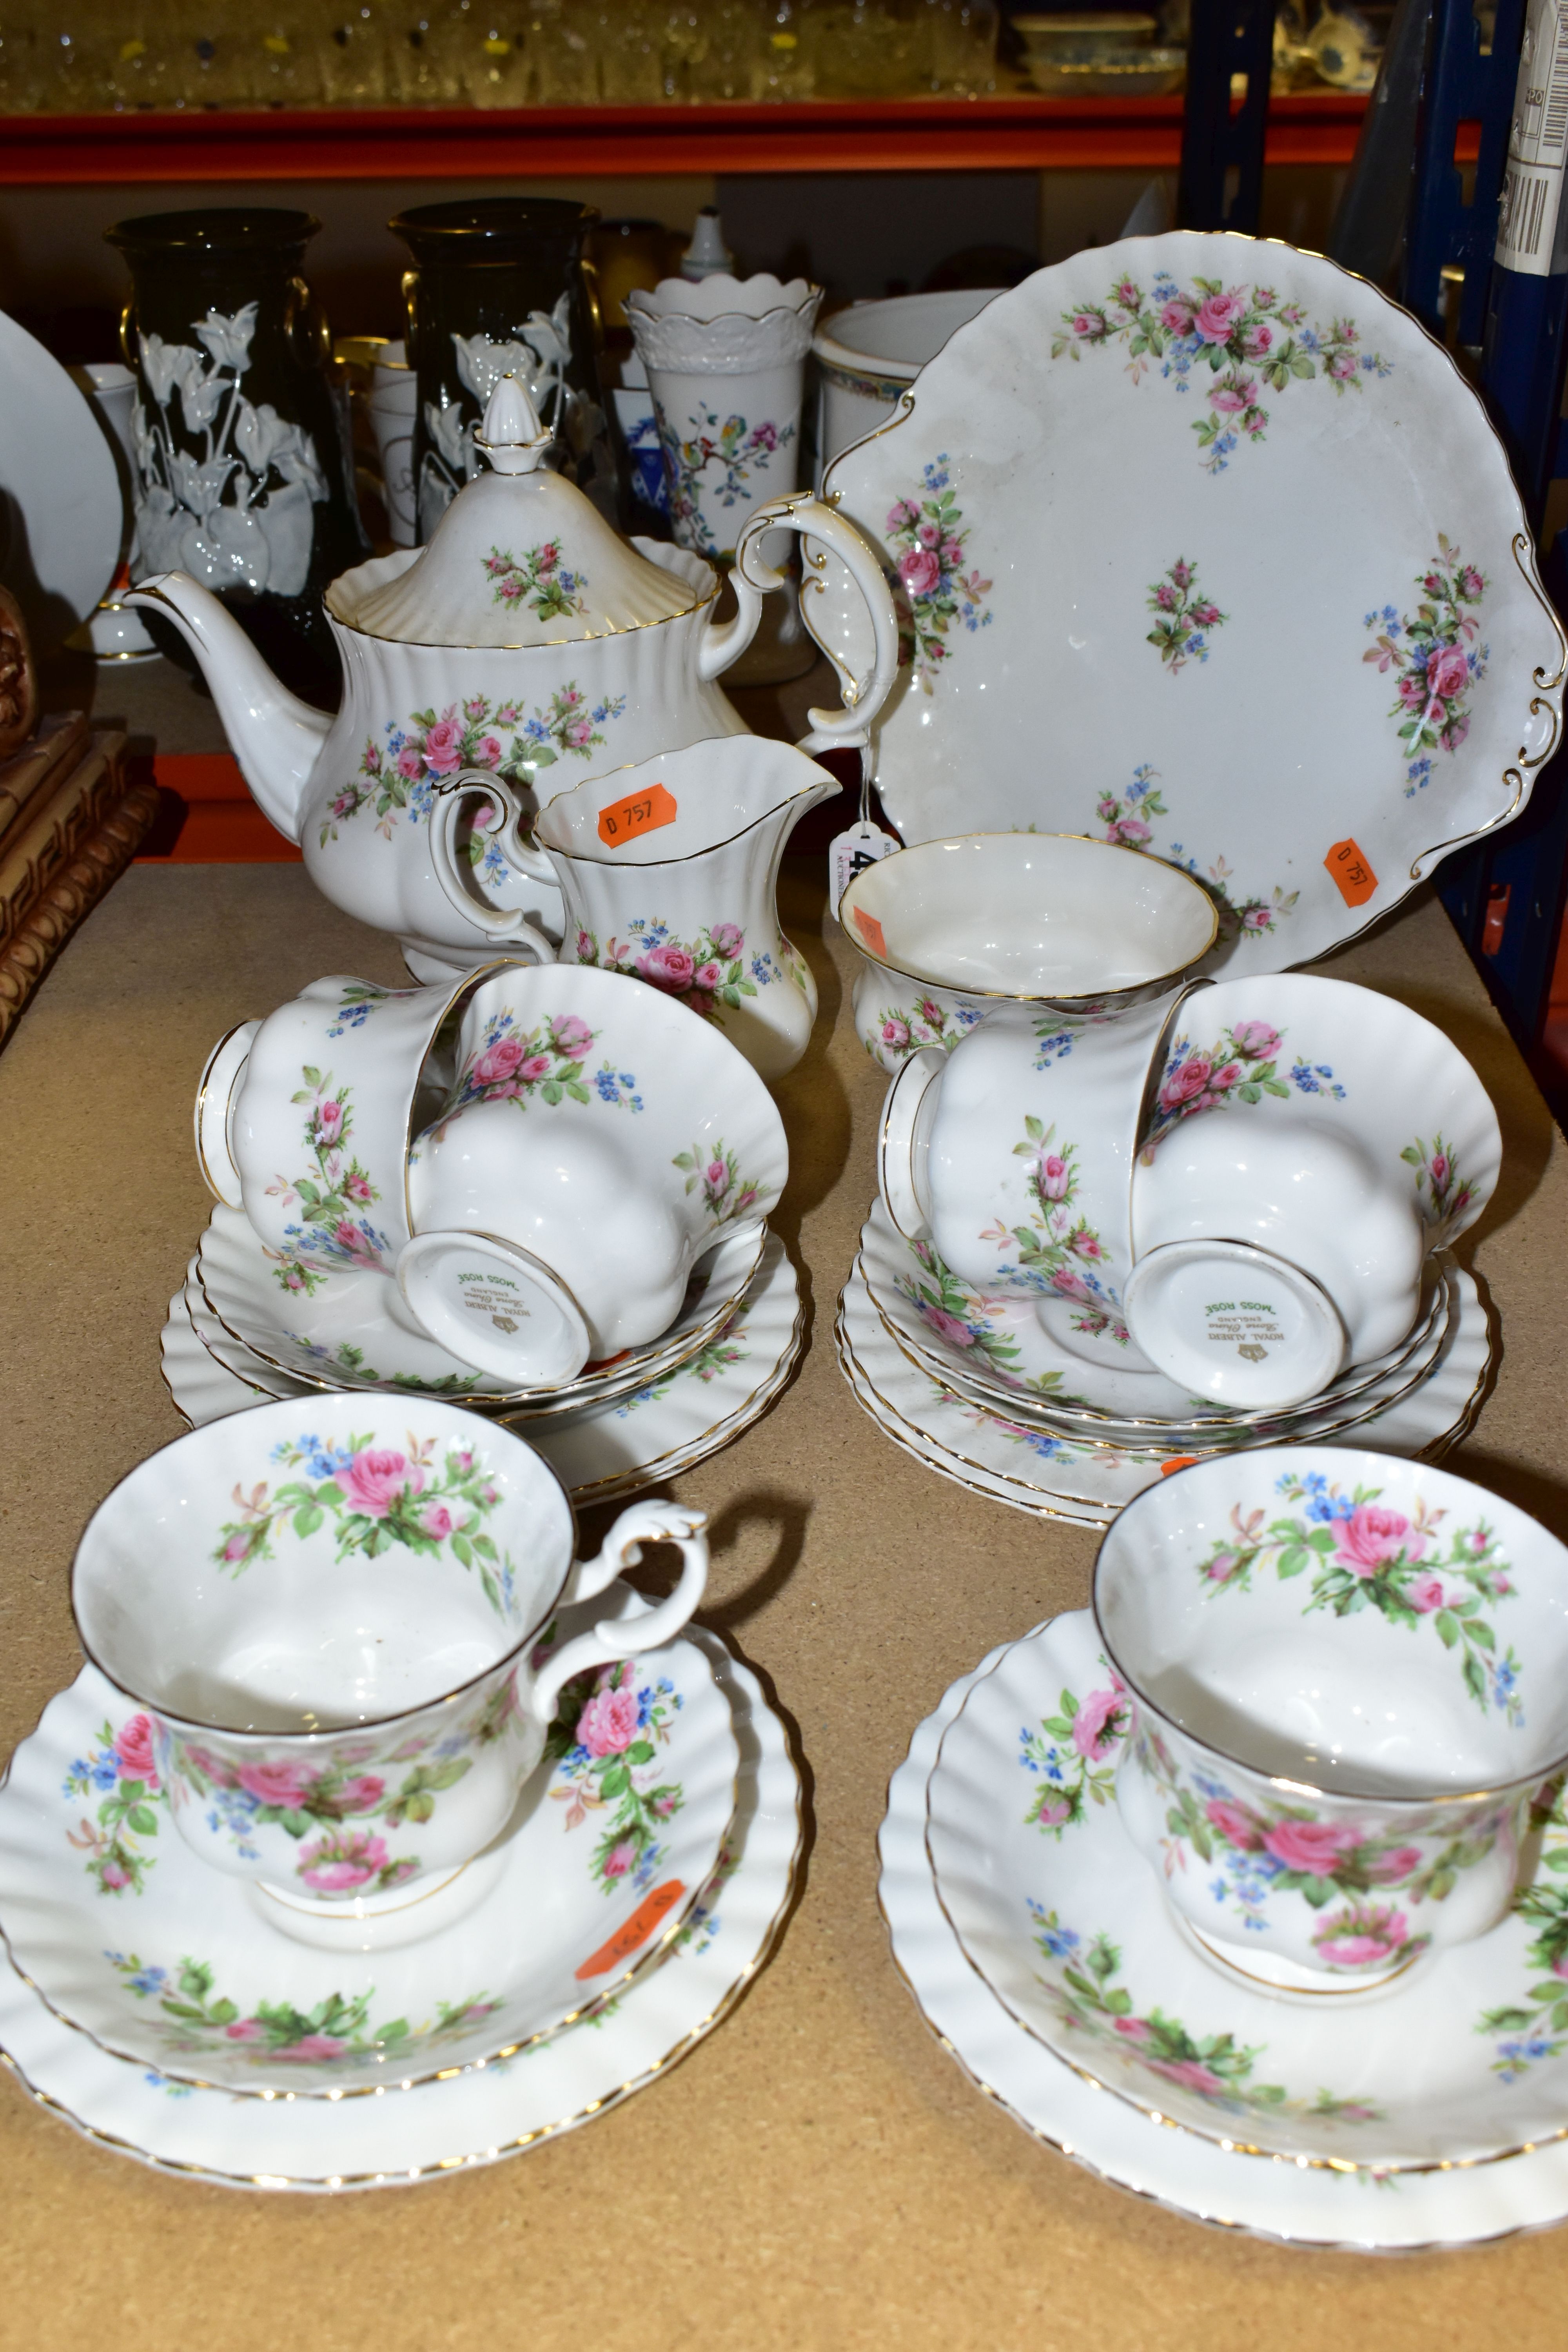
xmin=196 ymin=1202 xmax=765 ymax=1410
xmin=0 ymin=1625 xmax=799 ymax=2189
xmin=880 ymin=1623 xmax=1568 ymax=2248
xmin=0 ymin=309 xmax=122 ymax=647
xmin=0 ymin=1592 xmax=736 ymax=2098
xmin=861 ymin=1197 xmax=1445 ymax=1433
xmin=837 ymin=1253 xmax=1490 ymax=1521
xmin=164 ymin=1238 xmax=804 ymax=1507
xmin=811 ymin=233 xmax=1566 ymax=973
xmin=927 ymin=1607 xmax=1568 ymax=2172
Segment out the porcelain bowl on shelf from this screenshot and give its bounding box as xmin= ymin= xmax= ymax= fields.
xmin=1094 ymin=1446 xmax=1568 ymax=1990
xmin=811 ymin=288 xmax=1005 ymax=478
xmin=843 ymin=829 xmax=1218 ymax=1073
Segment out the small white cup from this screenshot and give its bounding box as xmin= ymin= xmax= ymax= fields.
xmin=72 ymin=1398 xmax=710 ymax=1913
xmin=1096 ymin=1446 xmax=1568 ymax=1991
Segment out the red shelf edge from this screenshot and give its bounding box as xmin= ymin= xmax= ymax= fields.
xmin=0 ymin=91 xmax=1371 ymax=182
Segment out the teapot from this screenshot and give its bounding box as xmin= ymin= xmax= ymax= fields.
xmin=128 ymin=376 xmax=900 ymax=981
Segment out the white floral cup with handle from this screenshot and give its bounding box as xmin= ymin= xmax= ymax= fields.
xmin=1125 ymin=972 xmax=1501 ymax=1410
xmin=401 ymin=962 xmax=788 ymax=1383
xmin=193 ymin=964 xmax=530 ymax=1283
xmin=1094 ymin=1446 xmax=1568 ymax=1992
xmin=71 ymin=1397 xmax=710 ymax=1913
xmin=427 ymin=734 xmax=838 ymax=1081
xmin=878 ymin=989 xmax=1178 ymax=1369
xmin=840 ymin=832 xmax=1217 ymax=1076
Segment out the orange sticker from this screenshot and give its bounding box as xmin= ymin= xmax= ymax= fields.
xmin=597 ymin=781 xmax=678 ymax=849
xmin=853 ymin=906 xmax=888 ymax=959
xmin=1324 ymin=837 xmax=1378 ymax=907
xmin=1159 ymin=1456 xmax=1199 ymax=1477
xmin=575 ymin=1879 xmax=685 ymax=1980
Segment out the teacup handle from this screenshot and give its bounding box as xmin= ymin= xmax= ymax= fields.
xmin=530 ymin=1500 xmax=710 ymax=1721
xmin=427 ymin=768 xmax=558 ymax=949
xmin=699 ymin=492 xmax=901 ymax=753
xmin=878 ymin=1048 xmax=945 ymax=1243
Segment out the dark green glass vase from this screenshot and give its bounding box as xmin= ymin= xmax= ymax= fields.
xmin=389 ymin=197 xmax=604 ymax=543
xmin=106 ymin=207 xmax=369 ymax=706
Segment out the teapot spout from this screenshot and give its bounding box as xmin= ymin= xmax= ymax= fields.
xmin=126 ymin=572 xmax=332 ymax=845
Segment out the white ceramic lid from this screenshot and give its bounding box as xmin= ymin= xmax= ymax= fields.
xmin=327 ymin=376 xmax=703 ymax=647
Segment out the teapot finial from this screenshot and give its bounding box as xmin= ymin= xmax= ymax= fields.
xmin=476 ymin=375 xmax=551 ymax=476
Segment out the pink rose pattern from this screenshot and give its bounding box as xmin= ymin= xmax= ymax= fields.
xmin=864 ymin=989 xmax=985 ymax=1069
xmin=1363 ymin=538 xmax=1488 ymax=796
xmin=264 ymin=1054 xmax=390 ymax=1296
xmin=1138 ymin=1704 xmax=1505 ymax=1963
xmin=1189 ymin=1472 xmax=1522 ymax=1722
xmin=106 ymin=1949 xmax=499 ymax=2080
xmin=1089 ymin=767 xmax=1300 ymax=948
xmin=64 ymin=1715 xmax=166 ymax=1896
xmin=1020 ymin=1669 xmax=1130 ymax=1837
xmin=672 ymin=1136 xmax=771 ymax=1227
xmin=1026 ymin=1907 xmax=1380 ymax=2124
xmin=1401 ymin=1129 xmax=1476 ymax=1228
xmin=893 ymin=1235 xmax=1066 ymax=1400
xmin=976 ymin=1110 xmax=1127 ymax=1345
xmin=424 ymin=1006 xmax=642 ymax=1136
xmin=1053 ymin=268 xmax=1390 ymax=474
xmin=574 ymin=916 xmax=800 ymax=1032
xmin=210 ymin=1429 xmax=516 ymax=1616
xmin=544 ymin=1659 xmax=687 ymax=1895
xmin=481 ymin=538 xmax=586 ymax=625
xmin=884 ymin=456 xmax=993 ymax=689
xmin=1146 ymin=555 xmax=1228 ymax=673
xmin=328 ymin=685 xmax=626 ymax=845
xmin=1138 ymin=1017 xmax=1344 ymax=1160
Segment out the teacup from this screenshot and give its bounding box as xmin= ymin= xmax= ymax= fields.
xmin=877 ymin=991 xmax=1177 ymax=1367
xmin=841 ymin=831 xmax=1217 ymax=1074
xmin=1094 ymin=1446 xmax=1568 ymax=1991
xmin=195 ymin=967 xmax=510 ymax=1280
xmin=402 ymin=962 xmax=787 ymax=1383
xmin=71 ymin=1398 xmax=710 ymax=1918
xmin=1125 ymin=973 xmax=1500 ymax=1410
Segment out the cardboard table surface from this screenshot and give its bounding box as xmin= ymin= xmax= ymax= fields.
xmin=1 ymin=857 xmax=1566 ymax=2350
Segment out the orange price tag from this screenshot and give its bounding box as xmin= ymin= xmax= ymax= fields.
xmin=853 ymin=907 xmax=888 ymax=959
xmin=1324 ymin=837 xmax=1378 ymax=908
xmin=1159 ymin=1456 xmax=1199 ymax=1478
xmin=575 ymin=1880 xmax=686 ymax=1980
xmin=597 ymin=781 xmax=678 ymax=849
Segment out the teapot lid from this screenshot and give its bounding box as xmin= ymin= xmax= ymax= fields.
xmin=325 ymin=377 xmax=703 ymax=648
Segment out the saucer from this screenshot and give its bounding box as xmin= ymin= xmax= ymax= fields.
xmin=163 ymin=1239 xmax=804 ymax=1506
xmin=867 ymin=1247 xmax=1453 ymax=1457
xmin=0 ymin=1629 xmax=800 ymax=2188
xmin=860 ymin=1200 xmax=1445 ymax=1431
xmin=879 ymin=1626 xmax=1568 ymax=2249
xmin=837 ymin=1253 xmax=1490 ymax=1524
xmin=0 ymin=1581 xmax=737 ymax=2099
xmin=198 ymin=1203 xmax=765 ymax=1409
xmin=927 ymin=1608 xmax=1568 ymax=2172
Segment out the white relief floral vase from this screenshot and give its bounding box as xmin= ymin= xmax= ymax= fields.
xmin=129 ymin=377 xmax=899 ymax=984
xmin=427 ymin=735 xmax=838 ymax=1082
xmin=628 ymin=272 xmax=824 ymax=686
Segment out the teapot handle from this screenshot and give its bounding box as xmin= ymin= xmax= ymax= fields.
xmin=427 ymin=769 xmax=558 ymax=952
xmin=698 ymin=494 xmax=901 ymax=753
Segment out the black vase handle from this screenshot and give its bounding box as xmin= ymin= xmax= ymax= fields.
xmin=285 ymin=275 xmax=332 ymax=372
